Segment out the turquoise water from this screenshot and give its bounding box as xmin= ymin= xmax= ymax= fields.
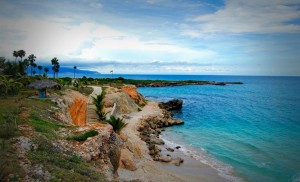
xmin=137 ymin=76 xmax=300 ymax=182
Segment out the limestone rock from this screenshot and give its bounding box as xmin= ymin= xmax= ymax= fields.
xmin=159 ymin=155 xmax=172 ymax=162
xmin=14 ymin=136 xmax=38 ymax=152
xmin=103 ymin=92 xmax=139 ymax=115
xmin=159 ymin=99 xmax=183 ymax=111
xmin=166 ymin=147 xmax=174 ymax=152
xmin=151 ymin=138 xmax=165 ymax=145
xmin=122 ymin=85 xmax=146 ymax=105
xmin=172 ymin=157 xmax=184 ymax=166
xmin=120 ymin=148 xmax=137 ymax=171
xmin=168 ymin=118 xmax=184 ymax=125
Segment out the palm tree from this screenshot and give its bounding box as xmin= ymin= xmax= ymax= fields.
xmin=23 ymin=58 xmax=30 ymax=75
xmin=106 ymin=116 xmax=127 ymax=134
xmin=32 ymin=63 xmax=37 ymax=76
xmin=44 ymin=67 xmax=49 ymax=77
xmin=37 ymin=65 xmax=43 ymax=75
xmin=27 ymin=54 xmax=36 ymax=76
xmin=73 ymin=66 xmax=77 ymax=79
xmin=13 ymin=51 xmax=18 ymax=62
xmin=17 ymin=50 xmax=26 ymax=61
xmin=51 ymin=57 xmax=59 ymax=78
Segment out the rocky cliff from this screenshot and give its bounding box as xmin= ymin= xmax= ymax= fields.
xmin=122 ymin=85 xmax=146 ymax=106
xmin=103 ymin=87 xmax=140 ymax=116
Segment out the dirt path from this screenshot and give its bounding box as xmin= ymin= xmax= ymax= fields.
xmin=86 ymin=86 xmax=102 ymax=123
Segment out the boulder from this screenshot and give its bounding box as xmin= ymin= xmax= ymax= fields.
xmin=151 ymin=138 xmax=165 ymax=145
xmin=168 ymin=118 xmax=184 ymax=126
xmin=159 ymin=155 xmax=172 ymax=162
xmin=166 ymin=147 xmax=174 ymax=152
xmin=159 ymin=99 xmax=183 ymax=111
xmin=172 ymin=157 xmax=184 ymax=166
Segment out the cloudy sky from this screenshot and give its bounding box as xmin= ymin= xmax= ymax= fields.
xmin=0 ymin=0 xmax=300 ymax=76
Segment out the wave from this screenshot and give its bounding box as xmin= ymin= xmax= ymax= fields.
xmin=160 ymin=135 xmax=245 ymax=182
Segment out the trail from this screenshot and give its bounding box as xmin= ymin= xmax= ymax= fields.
xmin=86 ymin=86 xmax=102 ymax=123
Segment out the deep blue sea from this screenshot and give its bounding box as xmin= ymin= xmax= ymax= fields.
xmin=115 ymin=75 xmax=300 ymax=182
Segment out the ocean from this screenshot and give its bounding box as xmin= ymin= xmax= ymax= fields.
xmin=116 ymin=75 xmax=300 ymax=182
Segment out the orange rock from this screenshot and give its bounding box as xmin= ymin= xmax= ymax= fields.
xmin=122 ymin=85 xmax=146 ymax=105
xmin=68 ymin=98 xmax=87 ymax=126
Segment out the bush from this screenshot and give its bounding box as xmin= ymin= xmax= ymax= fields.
xmin=69 ymin=154 xmax=81 ymax=163
xmin=106 ymin=116 xmax=127 ymax=134
xmin=67 ymin=130 xmax=99 ymax=142
xmin=92 ymin=93 xmax=106 ymax=121
xmin=0 ymin=113 xmax=18 ymax=139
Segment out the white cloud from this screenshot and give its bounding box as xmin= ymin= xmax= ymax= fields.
xmin=183 ymin=0 xmax=300 ymax=36
xmin=0 ymin=17 xmax=216 ymax=65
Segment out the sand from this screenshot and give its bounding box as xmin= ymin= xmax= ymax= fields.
xmin=118 ymin=101 xmax=229 ymax=182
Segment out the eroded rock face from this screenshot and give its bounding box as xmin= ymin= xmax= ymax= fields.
xmin=55 ymin=123 xmax=122 ymax=177
xmin=159 ymin=99 xmax=183 ymax=111
xmin=68 ymin=98 xmax=87 ymax=126
xmin=103 ymin=91 xmax=139 ymax=115
xmin=122 ymin=85 xmax=146 ymax=106
xmin=53 ymin=90 xmax=88 ymax=125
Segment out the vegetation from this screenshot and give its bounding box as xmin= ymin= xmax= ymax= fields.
xmin=0 ymin=113 xmax=19 ymax=139
xmin=28 ymin=134 xmax=105 ymax=182
xmin=67 ymin=130 xmax=99 ymax=142
xmin=106 ymin=116 xmax=127 ymax=134
xmin=30 ymin=115 xmax=65 ymax=138
xmin=73 ymin=66 xmax=77 ymax=79
xmin=51 ymin=57 xmax=60 ymax=78
xmin=92 ymin=92 xmax=107 ymax=121
xmin=0 ymin=139 xmax=26 ymax=181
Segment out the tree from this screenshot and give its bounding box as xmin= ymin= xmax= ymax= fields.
xmin=37 ymin=65 xmax=43 ymax=75
xmin=106 ymin=116 xmax=127 ymax=134
xmin=73 ymin=66 xmax=77 ymax=79
xmin=51 ymin=57 xmax=60 ymax=78
xmin=32 ymin=63 xmax=37 ymax=76
xmin=13 ymin=51 xmax=18 ymax=62
xmin=17 ymin=50 xmax=26 ymax=61
xmin=23 ymin=58 xmax=30 ymax=75
xmin=27 ymin=54 xmax=36 ymax=76
xmin=44 ymin=67 xmax=49 ymax=77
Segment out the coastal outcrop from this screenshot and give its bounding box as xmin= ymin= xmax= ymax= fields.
xmin=55 ymin=123 xmax=122 ymax=177
xmin=122 ymin=85 xmax=146 ymax=106
xmin=159 ymin=99 xmax=183 ymax=111
xmin=52 ymin=90 xmax=88 ymax=126
xmin=136 ymin=81 xmax=243 ymax=87
xmin=103 ymin=87 xmax=140 ymax=116
xmin=137 ymin=113 xmax=184 ymax=166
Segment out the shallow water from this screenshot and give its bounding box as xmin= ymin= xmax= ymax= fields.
xmin=137 ymin=76 xmax=300 ymax=182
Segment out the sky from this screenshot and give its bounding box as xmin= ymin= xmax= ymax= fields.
xmin=0 ymin=0 xmax=300 ymax=76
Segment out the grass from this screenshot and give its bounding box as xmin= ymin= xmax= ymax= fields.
xmin=28 ymin=136 xmax=105 ymax=182
xmin=0 ymin=139 xmax=26 ymax=181
xmin=0 ymin=86 xmax=107 ymax=181
xmin=30 ymin=115 xmax=65 ymax=138
xmin=67 ymin=130 xmax=99 ymax=142
xmin=0 ymin=113 xmax=19 ymax=139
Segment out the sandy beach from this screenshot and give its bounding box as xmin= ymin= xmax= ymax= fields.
xmin=118 ymin=101 xmax=229 ymax=182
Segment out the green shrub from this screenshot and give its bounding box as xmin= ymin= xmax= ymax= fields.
xmin=95 ymin=110 xmax=107 ymax=121
xmin=67 ymin=130 xmax=98 ymax=142
xmin=0 ymin=113 xmax=18 ymax=139
xmin=69 ymin=154 xmax=81 ymax=163
xmin=106 ymin=116 xmax=127 ymax=134
xmin=92 ymin=92 xmax=106 ymax=121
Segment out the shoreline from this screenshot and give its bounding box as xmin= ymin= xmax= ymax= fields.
xmin=118 ymin=101 xmax=232 ymax=182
